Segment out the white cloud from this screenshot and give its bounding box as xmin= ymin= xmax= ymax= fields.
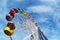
xmin=37 ymin=18 xmax=48 ymax=23
xmin=0 ymin=0 xmax=8 ymax=20
xmin=40 ymin=0 xmax=56 ymax=2
xmin=49 ymin=35 xmax=60 ymax=40
xmin=0 ymin=36 xmax=8 ymax=40
xmin=12 ymin=0 xmax=23 ymax=2
xmin=0 ymin=0 xmax=8 ymax=7
xmin=41 ymin=27 xmax=60 ymax=40
xmin=39 ymin=0 xmax=57 ymax=6
xmin=53 ymin=13 xmax=60 ymax=28
xmin=27 ymin=5 xmax=53 ymax=13
xmin=40 ymin=0 xmax=57 ymax=3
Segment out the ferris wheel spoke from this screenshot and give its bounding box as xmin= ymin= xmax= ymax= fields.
xmin=23 ymin=29 xmax=38 ymax=40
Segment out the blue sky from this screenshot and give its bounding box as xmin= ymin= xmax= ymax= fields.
xmin=0 ymin=0 xmax=60 ymax=40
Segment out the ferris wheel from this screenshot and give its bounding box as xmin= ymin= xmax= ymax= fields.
xmin=4 ymin=8 xmax=48 ymax=40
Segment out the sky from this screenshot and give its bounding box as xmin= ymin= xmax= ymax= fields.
xmin=0 ymin=0 xmax=60 ymax=40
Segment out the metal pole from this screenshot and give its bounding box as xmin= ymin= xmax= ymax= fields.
xmin=10 ymin=36 xmax=13 ymax=40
